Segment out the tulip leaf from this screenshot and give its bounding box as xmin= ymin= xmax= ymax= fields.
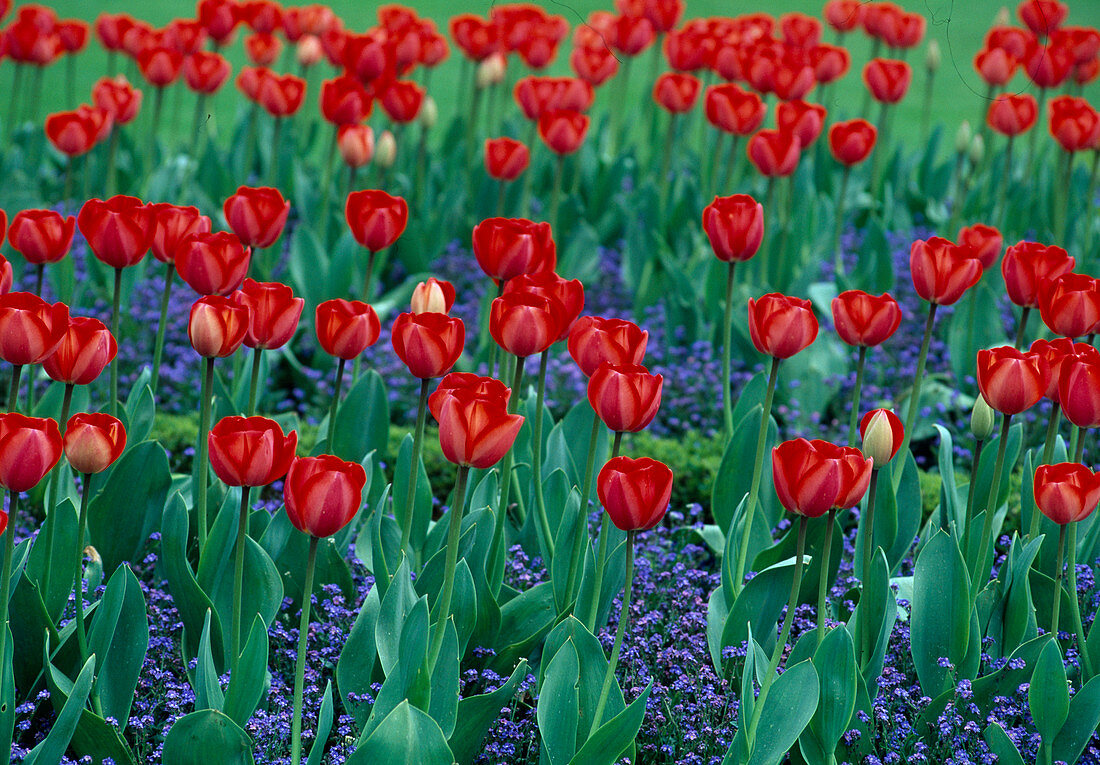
xmin=261 ymin=512 xmax=355 ymax=610
xmin=1053 ymin=674 xmax=1100 ymax=765
xmin=910 ymin=530 xmax=971 ymax=698
xmin=850 ymin=549 xmax=896 ymax=689
xmin=562 ymin=403 xmax=609 ymax=501
xmin=192 ymin=609 xmax=223 ymax=712
xmin=538 ymin=640 xmax=581 ymax=765
xmin=550 ymin=479 xmax=586 ymax=612
xmin=449 ymin=659 xmax=528 ymax=765
xmin=9 ymin=570 xmax=60 ymax=699
xmin=721 ymin=555 xmax=809 ymax=674
xmin=222 ymin=615 xmax=268 ymax=728
xmin=332 ymin=370 xmax=390 ymax=464
xmin=161 ymin=710 xmax=254 ymax=765
xmin=982 ymin=722 xmax=1024 ymax=765
xmin=393 ymin=433 xmax=433 ymax=558
xmin=428 ymin=619 xmax=460 ymax=738
xmin=1 ymin=626 xmax=13 ymax=765
xmin=947 ymin=284 xmax=1006 ymax=386
xmin=489 ymin=582 xmax=555 ymax=673
xmin=934 ymin=424 xmax=960 ymax=531
xmin=541 ymin=617 xmax=627 ymax=740
xmin=799 ymin=627 xmax=857 ymax=763
xmin=1029 ymin=638 xmax=1069 ymax=745
xmin=375 ymin=557 xmax=418 ymax=677
xmin=87 ymin=564 xmax=149 ymax=729
xmin=348 ymin=700 xmax=454 ymax=765
xmin=575 ymin=536 xmax=626 ymax=632
xmin=22 ymin=655 xmax=95 ymax=765
xmin=712 ymin=404 xmax=777 ymax=533
xmin=568 ymin=681 xmax=653 ymax=765
xmin=26 ymin=497 xmax=80 ymax=620
xmin=337 ymin=585 xmax=381 ymax=728
xmin=305 ymin=681 xmax=336 ymax=765
xmin=747 ymin=659 xmax=820 ymax=765
xmin=122 ymin=368 xmax=156 ymax=446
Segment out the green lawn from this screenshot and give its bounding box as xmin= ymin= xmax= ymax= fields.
xmin=7 ymin=1 xmax=1100 ymax=157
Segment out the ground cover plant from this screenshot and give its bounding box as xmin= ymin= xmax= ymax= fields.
xmin=0 ymin=0 xmax=1099 ymax=763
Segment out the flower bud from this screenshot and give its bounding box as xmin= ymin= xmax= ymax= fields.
xmin=296 ymin=34 xmax=323 ymax=67
xmin=994 ymin=7 xmax=1010 ymax=26
xmin=968 ymin=133 xmax=985 ymax=165
xmin=411 ymin=277 xmax=455 ymax=314
xmin=419 ymin=96 xmax=438 ymax=129
xmin=376 ymin=130 xmax=396 ymax=168
xmin=63 ymin=413 xmax=126 ymax=475
xmin=477 ymin=52 xmax=506 ymax=89
xmin=955 ymin=120 xmax=972 ymax=154
xmin=859 ymin=408 xmax=904 ymax=466
xmin=971 ymin=396 xmax=996 ymax=441
xmin=925 ymin=39 xmax=941 ymax=72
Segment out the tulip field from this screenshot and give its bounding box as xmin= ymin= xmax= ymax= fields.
xmin=4 ymin=0 xmax=1100 ymax=763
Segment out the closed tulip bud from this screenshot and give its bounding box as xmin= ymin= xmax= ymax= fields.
xmin=597 ymin=456 xmax=674 ymax=531
xmin=376 ymin=130 xmax=397 ymax=168
xmin=958 ymin=224 xmax=1003 ymax=270
xmin=588 ymin=363 xmax=663 ymax=432
xmin=337 ymin=125 xmax=375 ymax=168
xmin=472 ymin=218 xmax=557 ymax=281
xmin=428 ymin=373 xmax=511 ymax=421
xmin=859 ymin=408 xmax=904 ymax=466
xmin=315 ymin=299 xmax=381 ymax=360
xmin=0 ymin=413 xmax=63 ymax=492
xmin=484 ymin=137 xmax=530 ymax=181
xmin=831 ymin=290 xmax=902 ymax=347
xmin=296 ymin=34 xmax=323 ymax=67
xmin=233 ymin=279 xmax=304 ymax=350
xmin=63 ymin=413 xmax=126 ymax=475
xmin=747 ymin=128 xmax=801 ymax=177
xmin=955 ymin=120 xmax=972 ymax=154
xmin=411 ymin=278 xmax=456 ymax=315
xmin=391 ymin=312 xmax=465 ymax=379
xmin=432 ymin=386 xmax=524 ymax=468
xmin=968 ymin=133 xmax=985 ymax=164
xmin=43 ymin=317 xmax=117 ymax=386
xmin=345 ymin=190 xmax=409 ymax=252
xmin=538 ymin=109 xmax=589 ymax=155
xmin=995 ymin=7 xmax=1011 ymax=26
xmin=419 ymin=96 xmax=438 ymax=128
xmin=772 ymin=438 xmax=871 ymax=518
xmin=188 ymin=295 xmax=249 ymax=358
xmin=971 ymin=396 xmax=996 ymax=441
xmin=828 ymin=119 xmax=878 ymax=166
xmin=1002 ymin=241 xmax=1075 ymax=308
xmin=208 ymin=415 xmax=297 ymax=487
xmin=477 ymin=52 xmax=506 ymax=89
xmin=223 ymin=186 xmax=289 ymax=249
xmin=863 ymin=58 xmax=911 ymax=104
xmin=283 ymin=455 xmax=366 ymax=537
xmin=568 ymin=316 xmax=648 ymax=377
xmin=925 ymin=39 xmax=941 ymax=72
xmin=0 ymin=293 xmax=70 ymax=366
xmin=504 ymin=272 xmax=584 ymax=342
xmin=748 ymin=293 xmax=819 ymax=359
xmin=7 ymin=210 xmax=76 ymax=265
xmin=776 ymin=100 xmax=826 ymax=149
xmin=175 ymin=231 xmax=252 ymax=296
xmin=702 ymin=194 xmax=764 ymax=263
xmin=1033 ymin=463 xmax=1100 ymax=525
xmin=977 ymin=346 xmax=1050 ymax=415
xmin=148 ymin=204 xmax=211 ymax=264
xmin=909 ymin=237 xmax=983 ymax=306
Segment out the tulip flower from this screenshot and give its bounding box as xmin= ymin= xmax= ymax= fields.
xmin=408 ymin=278 xmax=456 ymax=317
xmin=597 ymin=456 xmax=674 ymax=532
xmin=345 ymin=190 xmax=409 ymax=301
xmin=538 ymin=109 xmax=589 ymax=229
xmin=748 ymin=293 xmax=819 ymax=360
xmin=747 ymin=128 xmax=801 ymax=178
xmin=1059 ymin=351 xmax=1100 ymax=430
xmin=224 ymin=186 xmax=289 ymax=255
xmin=337 ymin=125 xmax=374 ymax=169
xmin=232 ymin=280 xmax=304 ymax=414
xmin=987 ymin=93 xmax=1038 ymax=138
xmin=175 ymin=231 xmax=252 ymax=297
xmin=472 ymin=218 xmax=557 ymax=285
xmin=824 ymin=0 xmax=864 ymax=32
xmin=504 ymin=272 xmax=584 ymax=343
xmin=45 ymin=107 xmax=107 ymax=158
xmin=568 ymin=316 xmax=648 ymax=378
xmin=315 ymin=299 xmax=381 ymax=361
xmin=831 ymin=290 xmax=903 ymax=443
xmin=489 ymin=291 xmax=568 ymax=360
xmin=431 ymin=385 xmax=524 ymax=470
xmin=957 ymin=224 xmax=1003 ymax=271
xmin=42 ymin=316 xmax=117 ymax=388
xmin=977 ymin=347 xmax=1051 ymax=416
xmin=0 ymin=292 xmax=70 ymax=409
xmin=588 ymin=363 xmax=663 ymax=433
xmin=1038 ymin=273 xmax=1100 ymax=340
xmin=704 ymin=84 xmax=766 ymax=193
xmin=63 ymin=412 xmax=125 ymax=476
xmin=7 ymin=210 xmax=76 ymax=293
xmin=0 ymin=258 xmax=11 ymax=296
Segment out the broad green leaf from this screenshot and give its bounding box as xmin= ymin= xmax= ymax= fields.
xmin=87 ymin=441 xmax=171 ymax=573
xmin=223 ymin=616 xmax=268 ymax=728
xmin=87 ymin=565 xmax=149 ymax=729
xmin=192 ymin=610 xmax=224 ymax=712
xmin=305 ymin=681 xmax=335 ymax=765
xmin=982 ymin=722 xmax=1024 ymax=765
xmin=747 ymin=660 xmax=820 ymax=765
xmin=449 ymin=660 xmax=528 ymax=765
xmin=348 ymin=700 xmax=454 ymax=765
xmin=1053 ymin=674 xmax=1100 ymax=765
xmin=1029 ymin=639 xmax=1069 ymax=745
xmin=22 ymin=655 xmax=96 ymax=765
xmin=568 ymin=682 xmax=653 ymax=765
xmin=161 ymin=710 xmax=254 ymax=765
xmin=910 ymin=530 xmax=971 ymax=697
xmin=538 ymin=641 xmax=580 ymax=765
xmin=337 ymin=586 xmax=381 ymax=728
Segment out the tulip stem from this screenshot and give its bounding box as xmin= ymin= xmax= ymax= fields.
xmin=150 ymin=263 xmax=174 ymax=396
xmin=859 ymin=468 xmax=880 ymax=669
xmin=961 ymin=438 xmax=986 ymax=552
xmin=41 ymin=384 xmax=74 ymax=617
xmin=33 ymin=264 xmax=45 ymax=297
xmin=72 ymin=475 xmax=99 ymax=720
xmin=833 ymin=165 xmax=852 ymax=279
xmin=549 ymin=154 xmax=565 ymax=236
xmin=487 ymin=280 xmax=506 ymax=380
xmin=428 ymin=464 xmax=470 ymax=671
xmin=1052 ymin=522 xmax=1066 ymax=640
xmin=63 ymin=155 xmax=74 ymax=206
xmin=1028 ymin=404 xmax=1063 ymax=539
xmin=325 ymin=359 xmax=346 ymax=451
xmin=746 ymin=515 xmax=808 ymax=747
xmin=847 ymin=346 xmax=869 ymax=448
xmin=1013 ymin=306 xmax=1032 ymax=351
xmin=520 ymin=121 xmax=537 ymax=217
xmin=189 ymin=94 xmax=207 ymax=163
xmin=498 ymin=355 xmax=526 ymax=523
xmin=196 ymin=357 xmax=215 ymax=552
xmin=1082 ymin=150 xmax=1100 ymax=263
xmin=607 ymin=57 xmax=631 ymax=157
xmin=318 ymin=128 xmax=338 ymax=247
xmin=584 ymin=431 xmax=623 ymax=632
xmin=399 ymin=378 xmax=430 ymax=555
xmin=732 ymin=356 xmax=781 ymax=596
xmin=244 ymin=102 xmax=260 ymax=180
xmin=247 ymin=348 xmax=262 ymax=416
xmin=0 ymin=491 xmax=15 ymax=695
xmin=7 ymin=365 xmax=22 ymax=413
xmin=271 ymin=118 xmax=283 ymax=188
xmin=718 ymin=135 xmax=741 ymax=195
xmin=818 ymin=509 xmax=836 ymax=648
xmin=564 ymin=414 xmax=604 ymax=608
xmin=362 ymin=250 xmax=377 ymax=304
xmin=589 ymin=529 xmax=635 ymax=737
xmin=1067 ymin=521 xmax=1095 ymax=679
xmin=721 ymin=262 xmax=737 ymax=440
xmin=972 ymin=414 xmax=1013 ymax=600
xmin=109 ymin=267 xmax=123 ymax=418
xmin=148 ymin=86 xmax=164 ymax=168
xmin=289 ymin=534 xmax=318 ymax=765
xmin=996 ymin=137 xmax=1013 ymax=231
xmin=495 ymin=179 xmax=506 ymax=219
xmin=659 ymin=114 xmax=677 ymax=215
xmin=531 ymin=351 xmax=554 ymax=559
xmin=894 ymin=302 xmax=938 ymax=493
xmin=231 ymin=485 xmax=251 ymax=672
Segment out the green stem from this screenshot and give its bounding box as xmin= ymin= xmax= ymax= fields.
xmin=5 ymin=64 xmax=23 ymax=146
xmin=1082 ymin=150 xmax=1100 ymax=262
xmin=996 ymin=136 xmax=1013 ymax=231
xmin=63 ymin=155 xmax=74 ymax=206
xmin=33 ymin=264 xmax=44 ymax=298
xmin=109 ymin=268 xmax=122 ymax=418
xmin=1026 ymin=88 xmax=1048 ymax=181
xmin=564 ymin=414 xmax=604 ymax=607
xmin=961 ymin=438 xmax=986 ymax=552
xmin=400 ymin=378 xmax=431 ymax=554
xmin=41 ymin=384 xmax=74 ymax=613
xmin=497 ymin=356 xmax=526 ymax=521
xmin=817 ymin=509 xmax=836 ymax=648
xmin=833 ymin=166 xmax=852 ymax=278
xmin=1052 ymin=523 xmax=1066 ymax=638
xmin=746 ymin=515 xmax=808 ymax=745
xmin=659 ymin=114 xmax=676 ymax=214
xmin=361 ymin=250 xmax=377 ymax=303
xmin=584 ymin=431 xmax=623 ymax=631
xmin=196 ymin=357 xmax=215 ymax=551
xmin=247 ymin=347 xmax=262 ymax=416
xmin=487 ymin=280 xmax=506 ymax=380
xmin=721 ymin=262 xmax=737 ymax=440
xmin=0 ymin=491 xmax=15 ymax=694
xmin=859 ymin=469 xmax=880 ymax=669
xmin=1028 ymin=404 xmax=1063 ymax=539
xmin=244 ymin=102 xmax=259 ymax=179
xmin=148 ymin=86 xmax=164 ymax=166
xmin=549 ymin=155 xmax=564 ymax=235
xmin=7 ymin=365 xmax=22 ymax=412
xmin=271 ymin=117 xmax=283 ymax=187
xmin=1013 ymin=306 xmax=1031 ymax=351
xmin=318 ymin=128 xmax=338 ymax=247
xmin=427 ymin=464 xmax=470 ymax=669
xmin=607 ymin=57 xmax=631 ymax=157
xmin=894 ymin=303 xmax=938 ymax=492
xmin=972 ymin=414 xmax=1013 ymax=600
xmin=189 ymin=93 xmax=207 ymax=161
xmin=150 ymin=264 xmax=174 ymax=395
xmin=1067 ymin=521 xmax=1095 ymax=678
xmin=231 ymin=486 xmax=252 ymax=670
xmin=520 ymin=120 xmax=537 ymax=217
xmin=733 ymin=356 xmax=781 ymax=595
xmin=921 ymin=69 xmax=934 ymax=141
xmin=289 ymin=535 xmax=318 ymax=765
xmin=495 ymin=179 xmax=506 ymax=219
xmin=588 ymin=529 xmax=635 ymax=736
xmin=531 ymin=351 xmax=554 ymax=559
xmin=847 ymin=346 xmax=868 ymax=447
xmin=325 ymin=359 xmax=346 ymax=450
xmin=709 ymin=131 xmax=727 ymax=199
xmin=870 ymin=102 xmax=890 ymax=203
xmin=415 ymin=124 xmax=428 ymax=202
xmin=719 ymin=135 xmax=741 ymax=195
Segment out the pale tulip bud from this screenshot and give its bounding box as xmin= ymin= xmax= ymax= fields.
xmin=296 ymin=35 xmax=323 ymax=68
xmin=994 ymin=7 xmax=1010 ymax=26
xmin=419 ymin=96 xmax=438 ymax=129
xmin=477 ymin=53 xmax=506 ymax=89
xmin=376 ymin=130 xmax=396 ymax=168
xmin=860 ymin=408 xmax=903 ymax=467
xmin=955 ymin=120 xmax=972 ymax=154
xmin=925 ymin=39 xmax=940 ymax=73
xmin=971 ymin=396 xmax=995 ymax=441
xmin=968 ymin=132 xmax=984 ymax=165
xmin=337 ymin=124 xmax=374 ymax=167
xmin=410 ymin=277 xmax=455 ymax=314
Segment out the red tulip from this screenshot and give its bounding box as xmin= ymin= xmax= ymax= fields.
xmin=771 ymin=56 xmax=817 ymax=101
xmin=315 ymin=299 xmax=381 ymax=360
xmin=772 ymin=438 xmax=870 ymax=518
xmin=831 ymin=290 xmax=902 ymax=347
xmin=484 ymin=137 xmax=530 ymax=181
xmin=588 ymin=363 xmax=663 ymax=433
xmin=283 ymin=455 xmax=366 ymax=537
xmin=242 ymin=0 xmax=283 ymax=35
xmin=828 ymin=119 xmax=877 ymax=165
xmin=1028 ymin=337 xmax=1079 ymax=402
xmin=489 ymin=292 xmax=566 ymax=359
xmin=449 ymin=14 xmax=499 ymax=62
xmin=571 ymin=44 xmax=618 ymax=86
xmin=909 ymin=237 xmax=983 ymax=306
xmin=224 ymin=186 xmax=289 ymax=249
xmin=77 ymin=196 xmax=155 ymax=270
xmin=188 ymin=295 xmax=249 ymax=358
xmin=431 ymin=384 xmax=524 ymax=468
xmin=748 ymin=293 xmax=818 ymax=359
xmin=704 ymin=84 xmax=766 ymax=136
xmin=503 ymin=272 xmax=584 ymax=342
xmin=256 ymin=71 xmax=306 ymax=117
xmin=568 ymin=316 xmax=648 ymax=377
xmin=380 ymin=80 xmax=424 ymax=123
xmin=0 ymin=413 xmax=62 ymax=492
xmin=137 ymin=45 xmax=184 ymax=87
xmin=597 ymin=456 xmax=673 ymax=531
xmin=1034 ymin=463 xmax=1100 ymax=526
xmin=0 ymin=292 xmax=69 ymax=366
xmin=1018 ymin=0 xmax=1068 ymax=38
xmin=95 ymin=13 xmax=136 ymax=52
xmin=958 ymin=224 xmax=1004 ymax=270
xmin=1002 ymin=241 xmax=1075 ymax=308
xmin=0 ymin=257 xmax=10 ymax=296
xmin=42 ymin=316 xmax=116 ymax=386
xmin=345 ymin=190 xmax=409 ymax=252
xmin=244 ymin=31 xmax=281 ymax=65
xmin=165 ymin=18 xmax=208 ymax=54
xmin=92 ymin=75 xmax=143 ymax=125
xmin=514 ymin=77 xmax=594 ymax=121
xmin=44 ymin=108 xmax=107 ymax=157
xmin=976 ymin=346 xmax=1050 ymax=415
xmin=175 ymin=231 xmax=251 ymax=296
xmin=1039 ymin=273 xmax=1100 ymax=339
xmin=428 ymin=373 xmax=510 ymax=420
xmin=148 ymin=204 xmax=211 ymax=264
xmin=472 ymin=218 xmax=556 ymax=282
xmin=747 ymin=129 xmax=801 ymax=177
xmin=63 ymin=413 xmax=125 ymax=474
xmin=538 ymin=110 xmax=589 ymax=155
xmin=208 ymin=415 xmax=297 ymax=487
xmin=780 ymin=12 xmax=822 ymax=48
xmin=824 ymin=0 xmax=863 ymax=32
xmin=862 ymin=58 xmax=911 ymax=104
xmin=337 ymin=125 xmax=374 ymax=168
xmin=1059 ymin=350 xmax=1100 ymax=428
xmin=319 ymin=74 xmax=372 ymax=125
xmin=859 ymin=408 xmax=905 ymax=465
xmin=411 ymin=278 xmax=456 ymax=315
xmin=610 ymin=13 xmax=656 ymax=56
xmin=810 ymin=43 xmax=851 ymax=84
xmin=653 ymin=72 xmax=700 ymax=113
xmin=1049 ymin=95 xmax=1100 ymax=153
xmin=974 ymin=47 xmax=1018 ymax=87
xmin=391 ymin=312 xmax=465 ymax=379
xmin=776 ymin=100 xmax=826 ymax=149
xmin=7 ymin=210 xmax=75 ymax=265
xmin=233 ymin=279 xmax=304 ymax=350
xmin=183 ymin=50 xmax=232 ymax=94
xmin=702 ymin=194 xmax=764 ymax=263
